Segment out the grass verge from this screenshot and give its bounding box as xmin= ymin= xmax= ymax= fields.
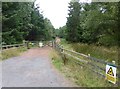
xmin=60 ymin=39 xmax=119 ymax=64
xmin=51 ymin=39 xmax=119 ymax=87
xmin=50 ymin=49 xmax=114 ymax=87
xmin=2 ymin=46 xmax=27 ymax=60
xmin=72 ymin=43 xmax=118 ymax=64
xmin=50 ymin=49 xmax=64 ymax=71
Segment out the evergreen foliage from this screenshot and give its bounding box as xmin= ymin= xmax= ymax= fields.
xmin=2 ymin=2 xmax=55 ymax=45
xmin=57 ymin=1 xmax=119 ymax=46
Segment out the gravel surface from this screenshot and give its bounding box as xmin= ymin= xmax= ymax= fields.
xmin=2 ymin=47 xmax=76 ymax=87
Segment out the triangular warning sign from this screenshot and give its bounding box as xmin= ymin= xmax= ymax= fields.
xmin=107 ymin=67 xmax=114 ymax=76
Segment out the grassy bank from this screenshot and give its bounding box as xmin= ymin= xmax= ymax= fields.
xmin=50 ymin=39 xmax=119 ymax=87
xmin=50 ymin=49 xmax=113 ymax=87
xmin=2 ymin=46 xmax=27 ymax=60
xmin=61 ymin=39 xmax=119 ymax=64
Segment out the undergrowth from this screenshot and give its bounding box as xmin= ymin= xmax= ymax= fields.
xmin=61 ymin=39 xmax=119 ymax=64
xmin=2 ymin=46 xmax=27 ymax=60
xmin=50 ymin=49 xmax=114 ymax=87
xmin=50 ymin=39 xmax=119 ymax=87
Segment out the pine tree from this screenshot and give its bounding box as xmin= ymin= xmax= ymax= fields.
xmin=66 ymin=0 xmax=81 ymax=42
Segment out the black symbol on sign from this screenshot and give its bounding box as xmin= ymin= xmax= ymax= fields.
xmin=107 ymin=67 xmax=114 ymax=76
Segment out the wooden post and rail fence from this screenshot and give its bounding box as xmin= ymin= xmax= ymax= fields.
xmin=1 ymin=40 xmax=120 ymax=85
xmin=52 ymin=41 xmax=120 ymax=86
xmin=1 ymin=40 xmax=53 ymax=50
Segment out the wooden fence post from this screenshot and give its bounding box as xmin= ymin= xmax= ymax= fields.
xmin=52 ymin=41 xmax=55 ymax=48
xmin=26 ymin=41 xmax=30 ymax=49
xmin=62 ymin=54 xmax=67 ymax=65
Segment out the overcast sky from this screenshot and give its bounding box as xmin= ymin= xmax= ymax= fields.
xmin=35 ymin=0 xmax=91 ymax=29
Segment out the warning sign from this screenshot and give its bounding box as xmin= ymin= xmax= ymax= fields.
xmin=106 ymin=64 xmax=116 ymax=84
xmin=107 ymin=67 xmax=114 ymax=76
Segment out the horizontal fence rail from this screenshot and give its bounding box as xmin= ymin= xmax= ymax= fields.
xmin=1 ymin=41 xmax=53 ymax=50
xmin=2 ymin=44 xmax=24 ymax=50
xmin=53 ymin=41 xmax=120 ymax=85
xmin=62 ymin=52 xmax=88 ymax=63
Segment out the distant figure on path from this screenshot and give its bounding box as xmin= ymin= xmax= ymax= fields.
xmin=55 ymin=37 xmax=61 ymax=44
xmin=39 ymin=42 xmax=43 ymax=48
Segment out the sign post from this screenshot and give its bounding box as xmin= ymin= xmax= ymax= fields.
xmin=106 ymin=64 xmax=116 ymax=84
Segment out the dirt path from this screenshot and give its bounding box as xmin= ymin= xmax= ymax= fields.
xmin=2 ymin=46 xmax=76 ymax=87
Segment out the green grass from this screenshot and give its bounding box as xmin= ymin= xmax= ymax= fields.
xmin=72 ymin=43 xmax=118 ymax=63
xmin=50 ymin=39 xmax=120 ymax=87
xmin=60 ymin=39 xmax=73 ymax=50
xmin=50 ymin=49 xmax=64 ymax=71
xmin=60 ymin=39 xmax=119 ymax=65
xmin=50 ymin=49 xmax=114 ymax=87
xmin=2 ymin=46 xmax=27 ymax=60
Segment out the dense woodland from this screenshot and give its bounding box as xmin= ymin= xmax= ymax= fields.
xmin=2 ymin=1 xmax=55 ymax=45
xmin=1 ymin=0 xmax=120 ymax=47
xmin=57 ymin=1 xmax=120 ymax=47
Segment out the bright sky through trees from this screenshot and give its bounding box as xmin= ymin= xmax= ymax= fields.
xmin=35 ymin=0 xmax=91 ymax=29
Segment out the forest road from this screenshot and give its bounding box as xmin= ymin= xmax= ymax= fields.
xmin=2 ymin=46 xmax=77 ymax=87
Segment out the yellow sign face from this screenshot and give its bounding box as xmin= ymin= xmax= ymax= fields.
xmin=106 ymin=74 xmax=116 ymax=83
xmin=106 ymin=64 xmax=116 ymax=84
xmin=107 ymin=67 xmax=114 ymax=76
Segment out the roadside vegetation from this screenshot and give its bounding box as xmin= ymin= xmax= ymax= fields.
xmin=54 ymin=1 xmax=120 ymax=87
xmin=2 ymin=2 xmax=55 ymax=45
xmin=50 ymin=39 xmax=120 ymax=87
xmin=2 ymin=47 xmax=27 ymax=60
xmin=61 ymin=39 xmax=119 ymax=64
xmin=1 ymin=41 xmax=45 ymax=61
xmin=50 ymin=48 xmax=113 ymax=87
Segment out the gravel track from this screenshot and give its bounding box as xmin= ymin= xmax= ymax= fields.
xmin=2 ymin=47 xmax=76 ymax=87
